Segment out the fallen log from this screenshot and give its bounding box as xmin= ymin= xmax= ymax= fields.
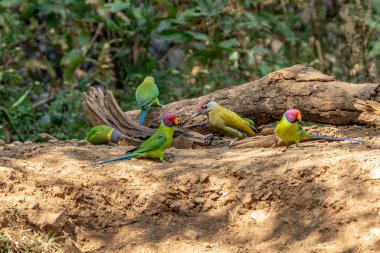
xmin=125 ymin=65 xmax=380 ymax=129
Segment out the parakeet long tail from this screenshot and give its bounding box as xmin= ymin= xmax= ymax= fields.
xmin=93 ymin=153 xmax=136 ymax=166
xmin=139 ymin=107 xmax=148 ymax=125
xmin=307 ymin=134 xmax=364 ymax=142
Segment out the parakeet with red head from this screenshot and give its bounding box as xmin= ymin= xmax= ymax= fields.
xmin=94 ymin=113 xmax=179 ymax=165
xmin=274 ymin=109 xmax=364 ymax=148
xmin=190 ymin=100 xmax=257 ymax=139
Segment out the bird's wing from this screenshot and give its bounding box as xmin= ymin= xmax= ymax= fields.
xmin=86 ymin=126 xmax=111 ymax=143
xmin=133 ymin=131 xmax=167 ymax=154
xmin=220 ymin=109 xmax=256 ymax=136
xmin=136 ymin=83 xmax=159 ymax=106
xmin=138 ymin=97 xmax=155 ymax=108
xmin=298 ymin=125 xmax=309 ymax=138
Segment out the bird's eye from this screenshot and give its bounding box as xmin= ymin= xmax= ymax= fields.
xmin=202 ymin=106 xmax=206 ymax=109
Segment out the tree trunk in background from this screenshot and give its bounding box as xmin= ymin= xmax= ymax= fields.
xmin=125 ymin=65 xmax=380 ymax=128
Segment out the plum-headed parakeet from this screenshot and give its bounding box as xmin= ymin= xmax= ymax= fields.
xmin=86 ymin=125 xmax=122 ymax=145
xmin=274 ymin=109 xmax=364 ymax=148
xmin=136 ymin=76 xmax=160 ymax=125
xmin=94 ymin=113 xmax=179 ymax=165
xmin=190 ymin=100 xmax=257 ymax=139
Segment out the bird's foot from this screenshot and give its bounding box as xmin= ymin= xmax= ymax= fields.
xmin=203 ymin=134 xmax=214 ymax=145
xmin=162 ymin=153 xmax=174 ymax=163
xmin=186 ymin=122 xmax=210 ymax=128
xmin=228 ymin=138 xmax=239 ymax=148
xmin=159 ymin=158 xmax=169 ymax=164
xmin=203 ymin=134 xmax=223 ymax=145
xmin=274 ymin=138 xmax=279 ymax=145
xmin=282 ymin=145 xmax=302 ymax=152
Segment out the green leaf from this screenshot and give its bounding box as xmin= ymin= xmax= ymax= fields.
xmin=187 ymin=31 xmax=208 ymax=41
xmin=61 ymin=48 xmax=82 ymax=66
xmin=10 ymin=86 xmax=32 ymax=109
xmin=277 ymin=21 xmax=296 ymax=42
xmin=190 ymin=41 xmax=206 ymax=50
xmin=175 ymin=9 xmax=202 ymax=23
xmin=0 ymin=0 xmax=22 ymax=8
xmin=61 ymin=49 xmax=84 ymax=84
xmin=219 ymin=39 xmax=239 ymax=49
xmin=196 ymin=0 xmax=212 ymax=14
xmin=106 ymin=2 xmax=130 ymax=13
xmin=160 ymin=29 xmax=193 ymax=44
xmin=195 ymin=0 xmax=224 ymax=16
xmin=78 ymin=30 xmax=90 ymax=47
xmin=96 ymin=16 xmax=123 ymax=35
xmin=156 ymin=20 xmax=171 ymax=33
xmin=369 ymin=40 xmax=380 ymax=58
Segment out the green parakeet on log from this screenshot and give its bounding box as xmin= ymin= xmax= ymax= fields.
xmin=135 ymin=76 xmax=160 ymax=125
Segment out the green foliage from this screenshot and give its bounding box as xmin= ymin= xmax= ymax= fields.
xmin=0 ymin=0 xmax=379 ymax=142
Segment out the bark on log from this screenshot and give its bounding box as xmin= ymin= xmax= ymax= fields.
xmin=125 ymin=65 xmax=380 ymax=129
xmin=354 ymin=99 xmax=380 ymax=128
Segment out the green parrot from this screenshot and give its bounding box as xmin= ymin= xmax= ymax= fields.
xmin=86 ymin=125 xmax=122 ymax=145
xmin=94 ymin=113 xmax=179 ymax=165
xmin=274 ymin=109 xmax=364 ymax=148
xmin=190 ymin=100 xmax=257 ymax=139
xmin=136 ymin=76 xmax=160 ymax=125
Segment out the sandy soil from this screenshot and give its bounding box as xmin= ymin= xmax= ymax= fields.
xmin=0 ymin=125 xmax=379 ymax=252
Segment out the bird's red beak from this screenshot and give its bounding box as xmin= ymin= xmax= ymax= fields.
xmin=297 ymin=114 xmax=302 ymax=121
xmin=174 ymin=118 xmax=179 ymax=126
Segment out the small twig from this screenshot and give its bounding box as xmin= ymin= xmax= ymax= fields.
xmin=83 ymin=23 xmax=104 ymax=57
xmin=32 ymin=92 xmax=57 ymax=108
xmin=118 ymin=219 xmax=139 ymax=226
xmin=315 ymin=39 xmax=324 ymax=72
xmin=131 ymin=206 xmax=143 ymax=214
xmin=228 ymin=210 xmax=236 ymax=222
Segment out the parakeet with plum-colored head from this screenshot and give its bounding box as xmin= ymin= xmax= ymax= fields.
xmin=135 ymin=76 xmax=160 ymax=125
xmin=86 ymin=125 xmax=122 ymax=145
xmin=94 ymin=113 xmax=179 ymax=165
xmin=274 ymin=109 xmax=364 ymax=148
xmin=190 ymin=100 xmax=257 ymax=139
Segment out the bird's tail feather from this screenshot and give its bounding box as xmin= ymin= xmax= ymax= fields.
xmin=139 ymin=107 xmax=148 ymax=125
xmin=307 ymin=134 xmax=364 ymax=142
xmin=93 ymin=153 xmax=136 ymax=166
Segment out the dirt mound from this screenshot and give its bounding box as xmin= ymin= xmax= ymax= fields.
xmin=0 ymin=126 xmax=379 ymax=252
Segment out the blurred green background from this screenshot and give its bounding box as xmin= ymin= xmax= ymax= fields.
xmin=0 ymin=0 xmax=379 ymax=142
